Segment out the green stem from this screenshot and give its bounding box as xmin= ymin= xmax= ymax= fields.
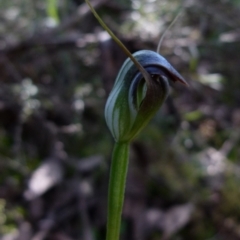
xmin=106 ymin=142 xmax=130 ymax=240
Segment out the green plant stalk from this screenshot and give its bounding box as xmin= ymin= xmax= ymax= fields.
xmin=106 ymin=142 xmax=130 ymax=240
xmin=47 ymin=0 xmax=59 ymax=23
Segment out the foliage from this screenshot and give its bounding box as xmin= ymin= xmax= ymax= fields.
xmin=0 ymin=0 xmax=240 ymax=239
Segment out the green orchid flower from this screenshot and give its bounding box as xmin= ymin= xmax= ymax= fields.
xmin=105 ymin=49 xmax=187 ymax=143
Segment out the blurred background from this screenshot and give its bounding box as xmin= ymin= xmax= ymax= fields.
xmin=1 ymin=0 xmax=240 ymax=239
